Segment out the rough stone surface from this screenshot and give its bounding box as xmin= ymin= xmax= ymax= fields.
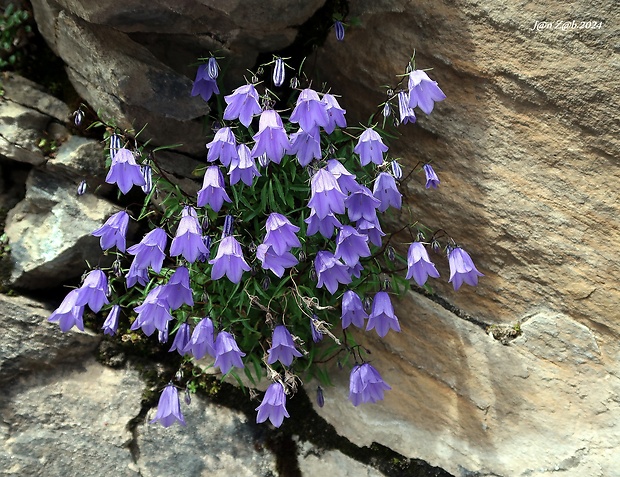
xmin=296 ymin=440 xmax=386 ymax=477
xmin=5 ymin=168 xmax=118 ymax=288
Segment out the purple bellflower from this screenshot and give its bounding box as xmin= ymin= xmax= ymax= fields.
xmin=322 ymin=93 xmax=347 ymax=134
xmin=131 ymin=286 xmax=173 ymax=336
xmin=251 ymin=110 xmax=290 ymax=164
xmin=264 ymin=213 xmax=301 ymax=255
xmin=206 ymin=127 xmax=238 ymax=167
xmin=126 ymin=260 xmax=149 ymax=288
xmin=353 ymin=128 xmax=389 ymax=166
xmin=150 ymin=384 xmax=186 ymax=428
xmin=344 ymin=185 xmax=381 ymax=222
xmin=408 ymin=70 xmax=446 ymax=115
xmin=341 ymin=290 xmax=368 ymax=329
xmin=406 ymin=242 xmax=440 ymax=287
xmin=92 ymin=210 xmax=130 ymax=253
xmin=355 ymin=217 xmax=386 ymax=247
xmin=373 ymin=172 xmax=402 ymax=212
xmin=223 ymin=84 xmax=262 ymax=127
xmin=366 ymin=291 xmax=401 ymax=338
xmin=290 ymin=88 xmax=330 ymax=132
xmin=183 ymin=317 xmax=216 ymax=359
xmin=48 ymin=289 xmax=85 ymax=333
xmin=191 ymin=64 xmax=220 ymax=102
xmin=256 ymin=382 xmax=289 ymax=428
xmin=326 ymin=159 xmax=360 ymax=194
xmin=423 ymin=164 xmax=440 ymax=189
xmin=308 ymin=168 xmax=347 ymax=219
xmin=305 ymin=210 xmax=342 ymax=239
xmin=256 ymin=244 xmax=299 ymax=278
xmin=160 ymin=266 xmax=194 ymax=310
xmin=169 ymin=322 xmax=191 ymax=356
xmin=335 ymin=226 xmax=371 ymax=267
xmin=398 ymin=91 xmax=416 ymax=124
xmin=448 ymin=247 xmax=484 ymax=290
xmin=102 ymin=305 xmax=120 ymax=336
xmin=127 ymin=227 xmax=167 ymax=273
xmin=76 ymin=269 xmax=109 ymax=313
xmin=314 ymin=251 xmax=352 ymax=294
xmin=214 ymin=331 xmax=246 ymax=374
xmin=289 ymin=128 xmax=321 ymax=167
xmin=170 ymin=206 xmax=209 ymax=263
xmin=267 ymin=325 xmax=303 ymax=367
xmin=209 ymin=236 xmax=251 ymax=283
xmin=229 ymin=144 xmax=261 ymax=186
xmin=348 ymin=262 xmax=364 ymax=279
xmin=105 ymin=148 xmax=146 ymax=195
xmin=349 ymin=363 xmax=391 ymax=406
xmin=197 ymin=166 xmax=232 ymax=212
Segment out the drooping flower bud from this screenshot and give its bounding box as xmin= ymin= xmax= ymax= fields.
xmin=77 ymin=180 xmax=87 ymax=196
xmin=334 ymin=21 xmax=345 ymax=41
xmin=184 ymin=388 xmax=192 ymax=405
xmin=223 ymin=215 xmax=234 ymax=238
xmin=391 ymin=161 xmax=402 ymax=180
xmin=316 ymin=385 xmax=325 ymax=408
xmin=386 ymin=245 xmax=395 ymax=261
xmin=273 ymin=57 xmax=285 ymax=87
xmin=207 ymin=57 xmax=219 ymax=79
xmin=141 ymin=165 xmax=153 ymax=194
xmin=73 ymin=109 xmax=84 ymax=126
xmin=262 ymin=276 xmax=271 ymax=291
xmin=290 ymin=77 xmax=299 ymax=89
xmin=109 ymin=133 xmax=122 ymax=160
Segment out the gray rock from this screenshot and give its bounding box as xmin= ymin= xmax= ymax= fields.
xmin=297 ymin=440 xmax=385 ymax=477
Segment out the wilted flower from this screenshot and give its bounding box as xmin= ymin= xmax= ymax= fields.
xmin=366 ymin=291 xmax=400 ymax=338
xmin=408 ymin=70 xmax=446 ymax=114
xmin=169 ymin=322 xmax=191 ymax=356
xmin=256 ymin=382 xmax=289 ymax=428
xmin=76 ymin=269 xmax=109 ymax=313
xmin=207 ymin=57 xmax=219 ymax=79
xmin=251 ymin=110 xmax=290 ymax=164
xmin=131 ymin=286 xmax=173 ymax=336
xmin=197 ymin=166 xmax=232 ymax=212
xmin=170 ymin=206 xmax=209 ymax=263
xmin=334 ymin=20 xmax=345 ymax=41
xmin=223 ymin=83 xmax=262 ymax=127
xmin=406 ymin=242 xmax=440 ymax=287
xmin=314 ymin=251 xmax=352 ymax=294
xmin=102 ymin=305 xmax=120 ymax=336
xmin=229 ymin=144 xmax=261 ymax=186
xmin=423 ymin=164 xmax=440 ymax=189
xmin=191 ymin=64 xmax=220 ymax=102
xmin=77 ymin=180 xmax=87 ymax=196
xmin=47 ymin=289 xmax=85 ymax=333
xmin=397 ymin=91 xmax=416 ymax=124
xmin=335 ymin=226 xmax=371 ymax=267
xmin=448 ymin=247 xmax=484 ymax=290
xmin=353 ymin=128 xmax=389 ymax=166
xmin=206 ymin=127 xmax=238 ymax=167
xmin=105 ymin=148 xmax=146 ymax=194
xmin=263 ymin=213 xmax=301 ymax=255
xmin=373 ymin=172 xmax=402 ymax=212
xmin=322 ymin=93 xmax=347 ymax=134
xmin=214 ymin=331 xmax=246 ymax=374
xmin=341 ymin=290 xmax=368 ymax=329
xmin=289 ymin=128 xmax=321 ymax=167
xmin=127 ymin=227 xmax=167 ymax=273
xmin=92 ymin=210 xmax=130 ymax=253
xmin=290 ymin=88 xmax=329 ymax=133
xmin=256 ymin=244 xmax=299 ymax=278
xmin=308 ymin=168 xmax=347 ymax=219
xmin=209 ymin=236 xmax=251 ymax=283
xmin=273 ymin=57 xmax=285 ymax=87
xmin=160 ymin=266 xmax=194 ymax=310
xmin=310 ymin=316 xmax=323 ymax=343
xmin=183 ymin=317 xmax=216 ymax=359
xmin=349 ymin=363 xmax=391 ymax=406
xmin=150 ymin=384 xmax=186 ymax=428
xmin=267 ymin=325 xmax=303 ymax=366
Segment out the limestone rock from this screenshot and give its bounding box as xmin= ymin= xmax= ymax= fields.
xmin=297 ymin=440 xmax=386 ymax=477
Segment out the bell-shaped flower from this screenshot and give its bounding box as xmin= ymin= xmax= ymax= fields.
xmin=406 ymin=242 xmax=440 ymax=287
xmin=322 ymin=93 xmax=347 ymax=134
xmin=209 ymin=236 xmax=251 ymax=283
xmin=263 ymin=213 xmax=301 ymax=255
xmin=206 ymin=127 xmax=238 ymax=167
xmin=267 ymin=325 xmax=303 ymax=366
xmin=47 ymin=289 xmax=85 ymax=333
xmin=251 ymin=110 xmax=290 ymax=164
xmin=408 ymin=70 xmax=446 ymax=115
xmin=126 ymin=260 xmax=149 ymax=288
xmin=345 ymin=185 xmax=381 ymax=222
xmin=314 ymin=251 xmax=352 ymax=294
xmin=169 ymin=322 xmax=191 ymax=356
xmin=398 ymin=91 xmax=416 ymax=125
xmin=105 ymin=148 xmax=146 ymax=194
xmin=335 ymin=226 xmax=371 ymax=267
xmin=102 ymin=305 xmax=120 ymax=336
xmin=256 ymin=244 xmax=299 ymax=278
xmin=170 ymin=206 xmax=209 ymax=263
xmin=223 ymin=83 xmax=262 ymax=127
xmin=256 ymin=382 xmax=289 ymax=428
xmin=326 ymin=159 xmax=360 ymax=194
xmin=214 ymin=331 xmax=246 ymax=374
xmin=349 ymin=363 xmax=391 ymax=406
xmin=229 ymin=144 xmax=261 ymax=186
xmin=304 ymin=210 xmax=341 ymax=239
xmin=150 ymin=384 xmax=186 ymax=428
xmin=289 ymin=128 xmax=321 ymax=167
xmin=197 ymin=166 xmax=232 ymax=212
xmin=289 ymin=88 xmax=329 ymax=132
xmin=76 ymin=269 xmax=109 ymax=313
xmin=191 ymin=64 xmax=219 ymax=102
xmin=366 ymin=291 xmax=400 ymax=338
xmin=353 ymin=128 xmax=388 ymax=166
xmin=448 ymin=247 xmax=484 ymax=290
xmin=373 ymin=172 xmax=402 ymax=212
xmin=131 ymin=286 xmax=173 ymax=336
xmin=355 ymin=217 xmax=385 ymax=247
xmin=92 ymin=210 xmax=130 ymax=252
xmin=308 ymin=168 xmax=346 ymax=219
xmin=183 ymin=317 xmax=215 ymax=359
xmin=423 ymin=164 xmax=440 ymax=189
xmin=127 ymin=227 xmax=167 ymax=273
xmin=341 ymin=290 xmax=368 ymax=329
xmin=160 ymin=266 xmax=194 ymax=310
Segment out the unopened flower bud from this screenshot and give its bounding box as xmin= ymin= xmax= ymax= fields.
xmin=201 ymin=291 xmax=209 ymax=303
xmin=256 ymin=66 xmax=264 ymax=77
xmin=298 ymin=250 xmax=306 ymax=262
xmin=290 ymin=77 xmax=299 ymax=89
xmin=109 ymin=133 xmax=122 ymax=160
xmin=334 ymin=20 xmax=345 ymax=41
xmin=431 ymin=239 xmax=441 ymax=253
xmin=386 ymin=245 xmax=395 ymax=261
xmin=251 ymin=74 xmax=259 ymax=84
xmin=74 ymin=109 xmax=84 ymax=126
xmin=262 ymin=276 xmax=271 ymax=291
xmin=175 ymin=370 xmax=183 ymax=381
xmin=316 ymin=385 xmax=325 ymax=408
xmin=106 ymin=282 xmax=113 ymax=298
xmin=207 ymin=57 xmax=219 ymax=79
xmin=141 ymin=165 xmax=153 ymax=194
xmin=382 ymin=102 xmax=392 ymax=118
xmin=211 ymin=121 xmax=222 ymax=133
xmin=158 ymin=325 xmax=169 ymax=344
xmin=112 ymin=259 xmax=122 ymax=278
xmin=310 ymin=268 xmax=317 ymax=282
xmin=258 ymin=153 xmax=269 ymax=168
xmin=383 ymin=278 xmax=391 ymax=290
xmin=391 ymin=161 xmax=402 ymax=180
xmin=184 ymin=388 xmax=192 ymax=405
xmin=273 ymin=57 xmax=285 ymax=87
xmin=201 ymin=216 xmax=209 ymax=231
xmin=203 ymin=235 xmax=211 ymax=256
xmin=363 ymin=296 xmax=372 ymax=313
xmin=77 ymin=180 xmax=87 ymax=196
xmin=223 ymin=215 xmax=234 ymax=238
